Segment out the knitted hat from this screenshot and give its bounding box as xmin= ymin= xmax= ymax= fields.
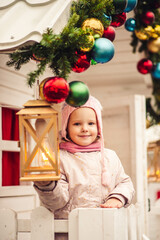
xmin=60 ymin=96 xmax=110 ymax=187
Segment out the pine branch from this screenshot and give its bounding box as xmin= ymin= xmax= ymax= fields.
xmin=6 ymin=0 xmax=114 ymax=86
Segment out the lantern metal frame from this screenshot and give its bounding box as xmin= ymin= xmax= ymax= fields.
xmin=17 ymin=100 xmax=60 ymax=181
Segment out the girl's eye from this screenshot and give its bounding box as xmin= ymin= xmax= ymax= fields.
xmin=89 ymin=122 xmax=95 ymax=125
xmin=73 ymin=123 xmax=80 ymax=126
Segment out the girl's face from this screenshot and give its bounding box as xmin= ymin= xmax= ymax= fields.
xmin=67 ymin=107 xmax=98 ymax=146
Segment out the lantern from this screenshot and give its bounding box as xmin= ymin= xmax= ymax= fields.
xmin=147 ymin=140 xmax=160 ymax=182
xmin=17 ymin=100 xmax=60 ymax=181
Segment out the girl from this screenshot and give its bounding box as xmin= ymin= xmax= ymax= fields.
xmin=34 ymin=96 xmax=135 ymax=238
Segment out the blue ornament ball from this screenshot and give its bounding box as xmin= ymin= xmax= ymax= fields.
xmin=92 ymin=38 xmax=115 ymax=63
xmin=125 ymin=18 xmax=136 ymax=32
xmin=152 ymin=63 xmax=160 ymax=79
xmin=124 ymin=0 xmax=138 ymax=13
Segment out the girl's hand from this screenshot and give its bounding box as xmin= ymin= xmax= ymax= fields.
xmin=100 ymin=197 xmax=123 ymax=208
xmin=34 ymin=181 xmax=52 ymax=186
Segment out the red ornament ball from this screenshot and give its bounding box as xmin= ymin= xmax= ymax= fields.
xmin=103 ymin=26 xmax=116 ymax=42
xmin=142 ymin=11 xmax=155 ymax=25
xmin=72 ymin=52 xmax=91 ymax=73
xmin=137 ymin=59 xmax=153 ymax=74
xmin=43 ymin=77 xmax=69 ymax=103
xmin=110 ymin=12 xmax=126 ymax=28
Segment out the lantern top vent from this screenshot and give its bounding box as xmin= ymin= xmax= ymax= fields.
xmin=23 ymin=100 xmax=51 ymax=107
xmin=17 ymin=100 xmax=58 ymax=115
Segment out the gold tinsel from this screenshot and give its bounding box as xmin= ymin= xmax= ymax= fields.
xmin=135 ymin=29 xmax=149 ymax=40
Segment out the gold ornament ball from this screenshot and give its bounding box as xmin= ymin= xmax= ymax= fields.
xmin=147 ymin=37 xmax=160 ymax=53
xmin=135 ymin=30 xmax=149 ymax=40
xmin=82 ymin=18 xmax=104 ymax=37
xmin=150 ymin=31 xmax=158 ymax=39
xmin=144 ymin=26 xmax=158 ymax=39
xmin=80 ymin=35 xmax=95 ymax=52
xmin=39 ymin=79 xmax=47 ymax=100
xmin=155 ymin=25 xmax=160 ymax=34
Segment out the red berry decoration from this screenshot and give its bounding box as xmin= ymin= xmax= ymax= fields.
xmin=137 ymin=59 xmax=153 ymax=74
xmin=72 ymin=52 xmax=91 ymax=73
xmin=142 ymin=11 xmax=155 ymax=25
xmin=103 ymin=26 xmax=116 ymax=42
xmin=43 ymin=77 xmax=69 ymax=103
xmin=111 ymin=12 xmax=126 ymax=28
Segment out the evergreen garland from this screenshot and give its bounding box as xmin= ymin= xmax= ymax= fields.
xmin=130 ymin=0 xmax=160 ymax=127
xmin=6 ymin=0 xmax=115 ymax=87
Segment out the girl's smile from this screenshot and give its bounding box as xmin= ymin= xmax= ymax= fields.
xmin=67 ymin=107 xmax=98 ymax=146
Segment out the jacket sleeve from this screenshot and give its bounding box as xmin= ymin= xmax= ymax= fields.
xmin=105 ymin=151 xmax=135 ymax=207
xmin=33 ymin=165 xmax=70 ymax=213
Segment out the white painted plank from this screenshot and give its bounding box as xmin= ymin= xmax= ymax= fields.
xmin=0 ymin=85 xmax=33 ymax=108
xmin=0 ymin=67 xmax=32 ymax=94
xmin=0 ymin=186 xmax=40 ymax=215
xmin=0 ymin=185 xmax=37 ymax=197
xmin=18 ymin=219 xmax=31 ymax=232
xmin=31 ymin=206 xmax=55 ymax=240
xmin=17 ymin=218 xmax=68 ymax=233
xmin=54 ymin=220 xmax=68 ymax=233
xmin=69 ymin=208 xmax=78 ymax=240
xmin=78 ymin=208 xmax=103 ymax=240
xmin=0 ymin=208 xmax=17 ymax=240
xmin=0 ymin=140 xmax=20 ymax=152
xmin=127 ymin=205 xmax=137 ymax=240
xmin=103 ymin=208 xmax=128 ymax=240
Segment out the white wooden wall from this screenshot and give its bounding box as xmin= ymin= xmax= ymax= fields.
xmin=0 ymin=53 xmax=41 ymax=218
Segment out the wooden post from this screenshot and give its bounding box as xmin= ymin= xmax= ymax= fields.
xmin=31 ymin=206 xmax=55 ymax=240
xmin=127 ymin=204 xmax=137 ymax=240
xmin=0 ymin=208 xmax=17 ymax=240
xmin=103 ymin=208 xmax=128 ymax=240
xmin=69 ymin=208 xmax=128 ymax=240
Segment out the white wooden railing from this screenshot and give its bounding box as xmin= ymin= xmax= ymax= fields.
xmin=0 ymin=204 xmax=149 ymax=240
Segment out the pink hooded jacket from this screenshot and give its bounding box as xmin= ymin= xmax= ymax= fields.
xmin=34 ymin=96 xmax=135 ymax=240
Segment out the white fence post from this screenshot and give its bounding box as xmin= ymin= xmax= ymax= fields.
xmin=31 ymin=206 xmax=55 ymax=240
xmin=0 ymin=208 xmax=17 ymax=240
xmin=127 ymin=205 xmax=137 ymax=240
xmin=69 ymin=208 xmax=103 ymax=240
xmin=103 ymin=208 xmax=128 ymax=240
xmin=69 ymin=208 xmax=128 ymax=240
